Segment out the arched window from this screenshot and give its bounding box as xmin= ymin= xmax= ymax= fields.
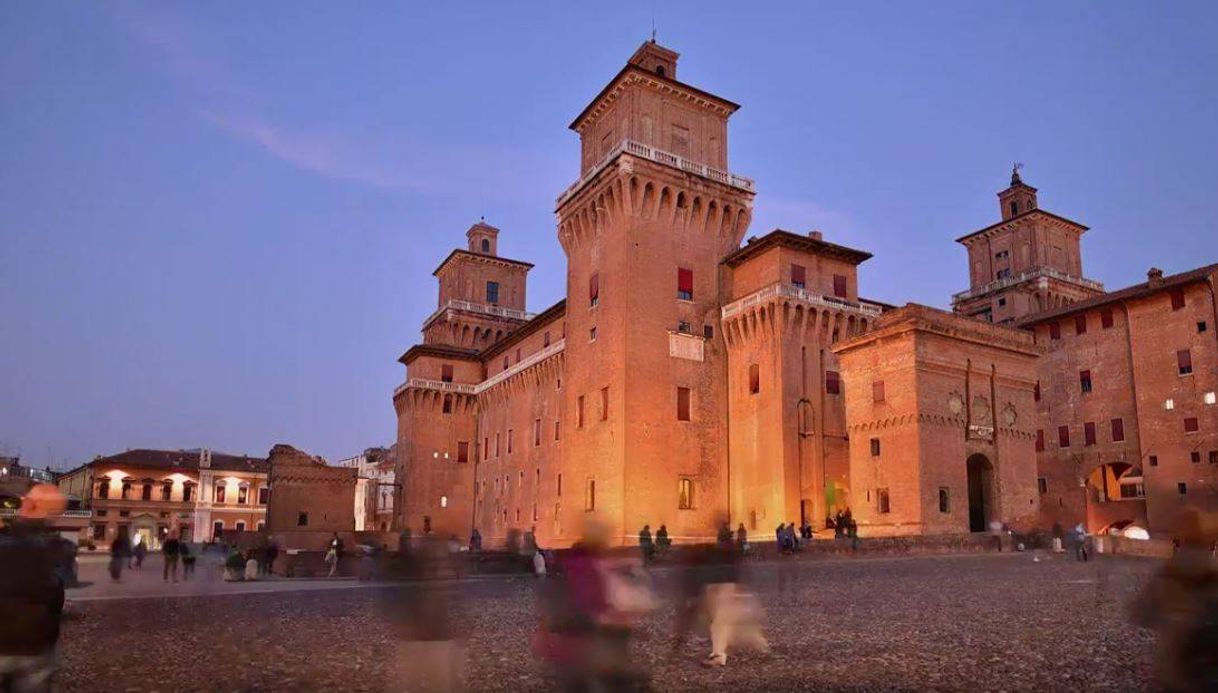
xmin=480 ymin=238 xmax=490 ymax=253
xmin=96 ymin=476 xmax=111 ymax=499
xmin=655 ymin=65 xmax=666 ymax=77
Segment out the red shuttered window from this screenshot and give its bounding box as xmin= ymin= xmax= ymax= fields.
xmin=1178 ymin=349 xmax=1193 ymax=375
xmin=832 ymin=274 xmax=848 ymax=298
xmin=873 ymin=381 xmax=885 ymax=403
xmin=1058 ymin=425 xmax=1071 ymax=448
xmin=677 ymin=267 xmax=694 ymax=300
xmin=1111 ymin=418 xmax=1125 ymax=442
xmin=1084 ymin=422 xmax=1096 ymax=446
xmin=826 ymin=371 xmax=841 ymax=395
xmin=441 ymin=364 xmax=453 ymax=383
xmin=791 ymin=264 xmax=806 ymax=289
xmin=1075 ymin=315 xmax=1087 ymax=335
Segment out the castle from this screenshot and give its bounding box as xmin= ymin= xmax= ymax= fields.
xmin=392 ymin=41 xmax=1217 ymax=546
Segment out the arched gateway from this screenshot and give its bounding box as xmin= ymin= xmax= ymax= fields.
xmin=966 ymin=454 xmax=994 ymax=532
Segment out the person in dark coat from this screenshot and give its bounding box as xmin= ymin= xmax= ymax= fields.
xmin=109 ymin=532 xmax=129 ymax=581
xmin=638 ymin=525 xmax=654 ymax=562
xmin=0 ymin=520 xmax=65 ymax=690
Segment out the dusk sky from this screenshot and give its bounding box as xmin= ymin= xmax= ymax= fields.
xmin=2 ymin=1 xmax=1215 ymax=469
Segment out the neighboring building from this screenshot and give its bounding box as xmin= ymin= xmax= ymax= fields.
xmin=54 ymin=448 xmax=268 ymax=547
xmin=393 ymin=40 xmax=1216 ymax=546
xmin=336 ymin=446 xmax=397 ymax=531
xmin=1 ymin=456 xmax=56 ymax=509
xmin=1020 ymin=265 xmax=1218 ymax=536
xmin=266 ymin=444 xmax=358 ymax=549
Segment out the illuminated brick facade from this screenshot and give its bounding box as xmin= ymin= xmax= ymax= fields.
xmin=393 ymin=41 xmax=1217 ymax=545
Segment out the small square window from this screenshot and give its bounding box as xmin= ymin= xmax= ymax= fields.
xmin=297 ymin=512 xmax=308 ymax=527
xmin=1165 ymin=399 xmax=1175 ymax=410
xmin=1205 ymin=392 xmax=1216 ymax=405
xmin=1191 ymin=451 xmax=1201 ymax=464
xmin=677 ymin=321 xmax=691 ymax=334
xmin=1199 ymin=321 xmax=1208 ymax=333
xmin=1184 ymin=417 xmax=1199 ymax=433
xmin=1178 ymin=482 xmax=1187 ymax=495
xmin=997 ymin=297 xmax=1007 ymax=307
xmin=1149 ymin=455 xmax=1158 ymax=467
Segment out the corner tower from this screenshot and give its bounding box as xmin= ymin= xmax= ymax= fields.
xmin=952 ymin=167 xmax=1104 ymax=323
xmin=555 ymin=41 xmax=755 ymax=543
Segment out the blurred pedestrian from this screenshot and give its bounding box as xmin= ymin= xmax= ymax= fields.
xmin=716 ymin=522 xmax=731 ymax=546
xmin=787 ymin=523 xmax=800 ymax=551
xmin=1130 ymin=509 xmax=1218 ymax=692
xmin=132 ymin=536 xmax=146 ymax=569
xmin=735 ymin=523 xmax=748 ymax=552
xmin=325 ymin=544 xmax=339 ymax=577
xmin=0 ymin=484 xmax=69 ymax=692
xmin=533 ymin=546 xmax=547 ymax=578
xmin=656 ymin=525 xmax=671 ymax=556
xmin=1074 ymin=523 xmax=1089 ymax=562
xmin=702 ymin=536 xmax=767 ymax=667
xmin=180 ymin=542 xmax=196 ymax=580
xmin=266 ymin=540 xmax=279 ymax=576
xmin=469 ymin=528 xmax=482 ymax=552
xmin=162 ymin=531 xmax=181 ymax=582
xmin=383 ymin=535 xmax=465 ymax=691
xmin=638 ymin=524 xmax=654 ymax=562
xmin=109 ymin=532 xmax=128 ymax=581
xmin=989 ymin=519 xmax=1004 ymax=552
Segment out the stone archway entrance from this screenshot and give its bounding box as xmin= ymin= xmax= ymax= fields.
xmin=966 ymin=454 xmax=994 ymax=532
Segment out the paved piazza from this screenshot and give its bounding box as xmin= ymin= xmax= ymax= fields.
xmin=59 ymin=553 xmax=1156 ymax=692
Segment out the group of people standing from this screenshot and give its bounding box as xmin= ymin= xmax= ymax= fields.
xmin=636 ymin=524 xmax=673 ymax=561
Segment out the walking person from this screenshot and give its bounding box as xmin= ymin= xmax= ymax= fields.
xmin=703 ymin=536 xmax=767 ymax=667
xmin=325 ymin=544 xmax=339 ymax=577
xmin=132 ymin=536 xmax=146 ymax=569
xmin=735 ymin=523 xmax=748 ymax=552
xmin=329 ymin=533 xmax=343 ymax=575
xmin=638 ymin=524 xmax=654 ymax=562
xmin=989 ymin=519 xmax=1004 ymax=552
xmin=180 ymin=542 xmax=196 ymax=580
xmin=469 ymin=528 xmax=482 ymax=552
xmin=109 ymin=532 xmax=128 ymax=581
xmin=1074 ymin=523 xmax=1090 ymax=562
xmin=162 ymin=531 xmax=181 ymax=582
xmin=655 ymin=525 xmax=671 ymax=557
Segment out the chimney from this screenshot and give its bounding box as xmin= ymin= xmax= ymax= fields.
xmin=808 ymin=230 xmax=823 ymax=241
xmin=1147 ymin=267 xmax=1164 ymax=286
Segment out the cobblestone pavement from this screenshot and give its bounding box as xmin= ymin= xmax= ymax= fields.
xmin=57 ymin=553 xmax=1157 ymax=692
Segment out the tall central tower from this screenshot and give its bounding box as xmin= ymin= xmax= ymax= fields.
xmin=555 ymin=41 xmax=755 ymax=541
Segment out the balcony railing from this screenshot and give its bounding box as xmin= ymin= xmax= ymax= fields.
xmin=422 ymin=299 xmax=535 ymax=329
xmin=0 ymin=508 xmax=92 ymax=519
xmin=556 ymin=139 xmax=755 ymax=208
xmin=394 ymin=339 xmax=566 ymax=398
xmin=722 ymin=283 xmax=884 ymax=320
xmin=952 ymin=267 xmax=1104 ymax=304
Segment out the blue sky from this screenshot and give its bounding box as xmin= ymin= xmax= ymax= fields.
xmin=2 ymin=1 xmax=1215 ymax=468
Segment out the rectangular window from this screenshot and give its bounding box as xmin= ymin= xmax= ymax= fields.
xmin=1084 ymin=422 xmax=1096 ymax=446
xmin=486 ymin=281 xmax=500 ymax=304
xmin=1150 ymin=455 xmax=1158 ymax=467
xmin=297 ymin=512 xmax=308 ymax=527
xmin=258 ymin=487 xmax=269 ymax=505
xmin=503 ymin=356 xmax=509 ymax=370
xmin=141 ymin=483 xmax=152 ymax=501
xmin=543 ymin=331 xmax=551 ymax=347
xmin=677 ymin=320 xmax=691 ymax=334
xmin=1101 ymin=309 xmax=1114 ymax=329
xmin=1170 ymin=287 xmax=1185 ymax=310
xmin=495 ymin=433 xmax=500 ymax=456
xmin=826 ymin=370 xmax=841 ymax=395
xmin=791 ymin=264 xmax=806 ymax=289
xmin=938 ymin=487 xmax=950 ymax=513
xmin=92 ymin=524 xmax=106 ymax=540
xmin=1034 ymin=381 xmax=1040 ymax=402
xmin=215 ymin=485 xmax=226 ymax=503
xmin=457 ymin=441 xmax=469 ymax=463
xmin=677 ymin=267 xmax=694 ymax=300
xmin=679 ymin=478 xmax=693 ymax=510
xmin=1075 ymin=314 xmax=1087 ymax=335
xmin=876 ymin=488 xmax=890 ymax=514
xmin=1184 ymin=417 xmax=1199 ymax=433
xmin=589 ymin=273 xmax=599 ymax=306
xmin=1058 ymin=425 xmax=1071 ymax=448
xmin=534 ymin=419 xmax=541 ymax=446
xmin=1178 ymin=482 xmax=1187 ymax=495
xmin=1111 ymin=418 xmax=1125 ymax=442
xmin=869 ymin=438 xmax=881 ymax=457
xmin=996 ymin=268 xmax=1011 ymax=279
xmin=1200 ymin=321 xmax=1209 ymax=333
xmin=442 ymin=395 xmax=452 ymax=414
xmin=1037 ymin=477 xmax=1048 ymax=494
xmin=1210 ymin=451 xmax=1218 ymax=464
xmin=600 ymin=387 xmax=609 ymax=421
xmin=676 ymin=387 xmax=691 ymax=421
xmin=483 ymin=437 xmax=488 ymax=459
xmin=577 ymin=396 xmax=585 ymax=428
xmin=554 ymin=420 xmax=561 ymax=441
xmin=508 ymin=429 xmax=514 ymax=453
xmin=1191 ymin=451 xmax=1201 ymax=464
xmin=703 ymin=324 xmax=714 ymax=339
xmin=183 ymin=485 xmax=193 ymax=502
xmin=748 ymin=364 xmax=760 ymax=394
xmin=1049 ymin=322 xmax=1061 ymax=340
xmin=1035 ymin=429 xmax=1044 ymax=452
xmin=1178 ymin=349 xmax=1193 ymax=375
xmin=238 ymin=486 xmax=248 ymax=504
xmin=872 ymin=381 xmax=885 ymax=403
xmin=557 ymin=473 xmax=562 ymax=497
xmin=441 ymin=364 xmax=453 ymax=383
xmin=515 ymin=348 xmax=521 ymax=362
xmin=589 ymin=326 xmax=597 ymax=342
xmin=585 ymin=480 xmax=595 ymax=511
xmin=832 ymin=274 xmax=848 ymax=298
xmin=1080 ymin=369 xmax=1092 ymax=393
